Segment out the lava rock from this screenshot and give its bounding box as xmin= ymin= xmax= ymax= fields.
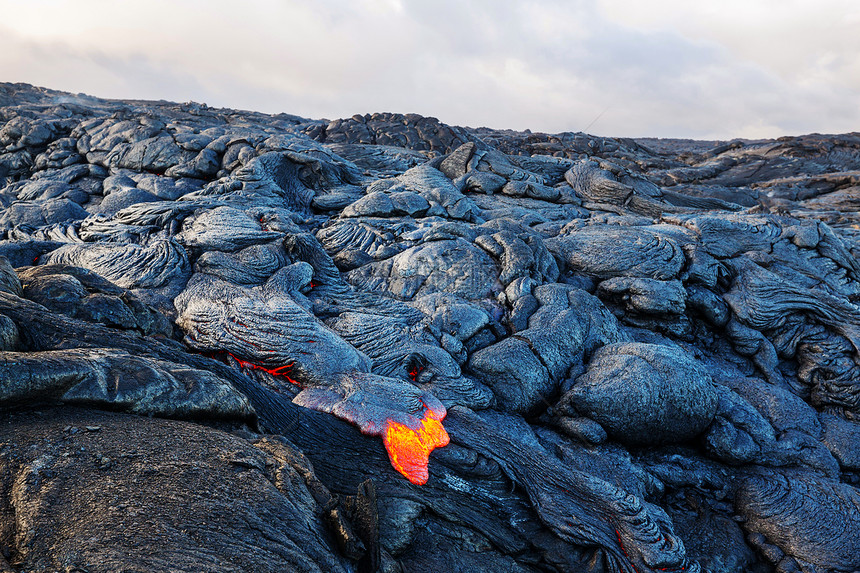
xmin=563 ymin=342 xmax=718 ymax=445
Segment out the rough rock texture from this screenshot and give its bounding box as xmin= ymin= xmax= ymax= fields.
xmin=0 ymin=408 xmax=348 ymax=573
xmin=558 ymin=342 xmax=719 ymax=445
xmin=1 ymin=82 xmax=860 ymax=572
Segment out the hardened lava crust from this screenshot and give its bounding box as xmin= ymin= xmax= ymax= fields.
xmin=1 ymin=82 xmax=860 ymax=572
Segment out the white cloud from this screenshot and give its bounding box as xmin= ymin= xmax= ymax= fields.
xmin=0 ymin=0 xmax=857 ymax=139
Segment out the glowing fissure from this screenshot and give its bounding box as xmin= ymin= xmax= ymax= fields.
xmin=382 ymin=408 xmax=449 ymax=485
xmin=408 ymin=364 xmax=423 ymax=382
xmin=228 ymin=352 xmax=301 ymax=386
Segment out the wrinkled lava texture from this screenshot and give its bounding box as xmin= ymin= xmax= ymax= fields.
xmin=1 ymin=82 xmax=860 ymax=573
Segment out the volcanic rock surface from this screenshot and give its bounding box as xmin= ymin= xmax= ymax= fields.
xmin=1 ymin=82 xmax=860 ymax=572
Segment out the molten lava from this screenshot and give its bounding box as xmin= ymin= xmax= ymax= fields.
xmin=382 ymin=408 xmax=450 ymax=485
xmin=225 ymin=351 xmax=448 ymax=485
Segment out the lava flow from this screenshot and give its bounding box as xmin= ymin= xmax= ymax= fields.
xmin=382 ymin=408 xmax=450 ymax=485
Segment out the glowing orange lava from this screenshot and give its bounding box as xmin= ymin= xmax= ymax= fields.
xmin=382 ymin=409 xmax=450 ymax=485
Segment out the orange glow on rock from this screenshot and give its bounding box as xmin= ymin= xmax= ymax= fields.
xmin=382 ymin=409 xmax=450 ymax=485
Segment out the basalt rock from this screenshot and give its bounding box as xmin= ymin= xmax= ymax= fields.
xmin=0 ymin=407 xmax=348 ymax=573
xmin=736 ymin=471 xmax=860 ymax=573
xmin=558 ymin=342 xmax=719 ymax=446
xmin=1 ymin=82 xmax=859 ymax=573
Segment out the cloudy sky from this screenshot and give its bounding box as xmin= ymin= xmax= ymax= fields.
xmin=1 ymin=0 xmax=857 ymax=139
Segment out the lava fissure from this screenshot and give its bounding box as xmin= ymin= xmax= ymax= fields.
xmin=227 ymin=352 xmax=301 ymax=387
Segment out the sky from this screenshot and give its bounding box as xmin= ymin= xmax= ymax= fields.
xmin=0 ymin=0 xmax=858 ymax=140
